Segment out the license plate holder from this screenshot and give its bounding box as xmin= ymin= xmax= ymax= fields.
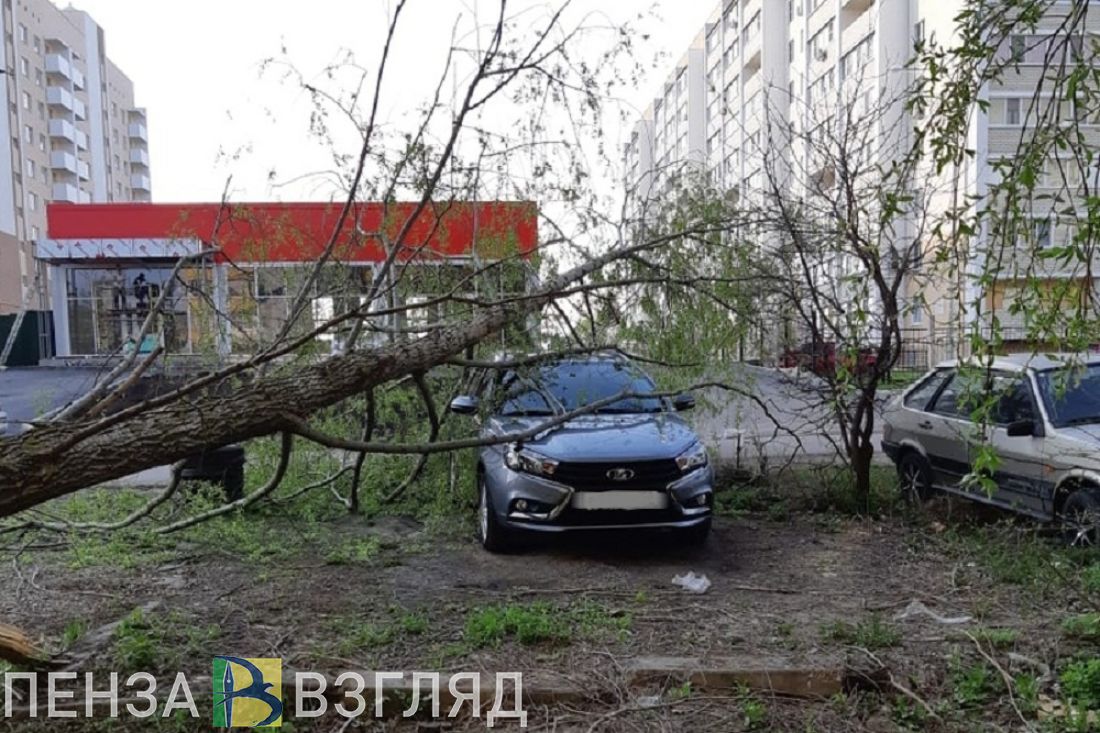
xmin=571 ymin=491 xmax=669 ymax=510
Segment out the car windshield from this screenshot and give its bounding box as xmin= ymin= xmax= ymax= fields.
xmin=497 ymin=361 xmax=666 ymax=416
xmin=1035 ymin=364 xmax=1100 ymax=427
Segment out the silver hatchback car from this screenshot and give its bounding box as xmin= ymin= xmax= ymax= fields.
xmin=882 ymin=353 xmax=1100 ymax=545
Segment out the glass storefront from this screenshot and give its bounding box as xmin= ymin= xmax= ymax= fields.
xmin=64 ymin=264 xmax=200 ymax=355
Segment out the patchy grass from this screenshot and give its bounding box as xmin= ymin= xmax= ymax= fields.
xmin=973 ymin=626 xmax=1019 ymax=649
xmin=820 ymin=616 xmax=900 ymax=649
xmin=717 ymin=464 xmax=904 ymax=519
xmin=1062 ymin=613 xmax=1100 ymax=641
xmin=463 ymin=600 xmax=630 ymax=648
xmin=323 ymin=537 xmax=381 ymax=566
xmin=110 ymin=608 xmax=220 ymax=673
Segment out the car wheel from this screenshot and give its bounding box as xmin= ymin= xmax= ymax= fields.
xmin=478 ymin=473 xmax=513 ymax=553
xmin=1061 ymin=488 xmax=1100 ymax=548
xmin=898 ymin=452 xmax=934 ymax=503
xmin=681 ymin=517 xmax=712 ymax=546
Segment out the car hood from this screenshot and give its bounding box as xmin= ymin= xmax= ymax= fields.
xmin=491 ymin=413 xmax=699 ymax=462
xmin=1056 ymin=424 xmax=1100 ymax=446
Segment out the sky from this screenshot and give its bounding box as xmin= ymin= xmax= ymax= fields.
xmin=64 ymin=0 xmax=713 ymax=203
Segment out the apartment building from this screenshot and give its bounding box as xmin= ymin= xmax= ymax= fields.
xmin=625 ymin=0 xmax=1098 ymax=359
xmin=0 ymin=0 xmax=150 ymax=329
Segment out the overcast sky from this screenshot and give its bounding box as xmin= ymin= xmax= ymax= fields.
xmin=64 ymin=0 xmax=711 ymax=203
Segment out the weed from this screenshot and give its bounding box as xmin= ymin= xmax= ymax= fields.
xmin=973 ymin=627 xmax=1018 ymax=649
xmin=336 ymin=622 xmax=394 ymax=655
xmin=735 ymin=686 xmax=767 ymax=730
xmin=950 ymin=661 xmax=996 ymax=708
xmin=633 ymin=590 xmax=649 ymax=604
xmin=1062 ymin=613 xmax=1100 ymax=641
xmin=668 ymin=681 xmax=692 ymax=700
xmin=113 ymin=609 xmax=160 ymax=670
xmin=890 ymin=697 xmax=928 ymax=730
xmin=820 ymin=616 xmax=900 ymax=649
xmin=1014 ymin=673 xmax=1039 ymax=714
xmin=399 ymin=611 xmax=428 ymax=635
xmin=1084 ymin=563 xmax=1100 ymax=594
xmin=1060 ymin=658 xmax=1100 ymax=711
xmin=61 ymin=619 xmax=87 ymax=650
xmin=323 ymin=537 xmax=380 ymax=565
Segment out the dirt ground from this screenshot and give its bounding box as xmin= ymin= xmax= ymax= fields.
xmin=1 ymin=495 xmax=1096 ymax=732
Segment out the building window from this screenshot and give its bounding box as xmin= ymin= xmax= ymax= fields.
xmin=37 ymin=133 xmax=45 ymax=152
xmin=34 ymin=69 xmax=42 ymax=87
xmin=1006 ymin=97 xmax=1021 ymax=125
xmin=1010 ymin=35 xmax=1027 ymax=62
xmin=19 ymin=56 xmax=28 ymax=76
xmin=913 ymin=20 xmax=925 ymax=47
xmin=21 ymin=91 xmax=30 ymax=110
xmin=36 ymin=102 xmax=43 ymax=120
xmin=1034 ymin=218 xmax=1052 ymax=248
xmin=911 ymin=302 xmax=923 ymax=325
xmin=27 ymin=192 xmax=36 ymax=211
xmin=32 ymin=36 xmax=39 ymax=54
xmin=17 ymin=23 xmax=26 ymax=43
xmin=22 ymin=124 xmax=32 ymax=143
xmin=24 ymin=158 xmax=33 ymax=177
xmin=30 ymin=225 xmax=38 ymax=240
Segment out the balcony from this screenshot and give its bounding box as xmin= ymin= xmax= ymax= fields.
xmin=77 ymin=159 xmax=90 ymax=180
xmin=129 ymin=148 xmax=150 ymax=167
xmin=46 ymin=86 xmax=74 ymax=111
xmin=131 ymin=173 xmax=151 ymax=191
xmin=73 ymin=98 xmax=86 ymax=121
xmin=48 ymin=118 xmax=75 ymax=142
xmin=128 ymin=123 xmax=148 ymax=141
xmin=52 ymin=182 xmax=80 ymax=202
xmin=72 ymin=68 xmax=85 ymax=90
xmin=50 ymin=150 xmax=77 ymax=174
xmin=44 ymin=54 xmax=72 ymax=79
xmin=75 ymin=129 xmax=88 ymax=150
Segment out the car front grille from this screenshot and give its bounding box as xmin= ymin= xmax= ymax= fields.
xmin=552 ymin=459 xmax=682 ymax=491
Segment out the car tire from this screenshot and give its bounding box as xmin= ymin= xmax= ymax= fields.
xmin=1061 ymin=488 xmax=1100 ymax=548
xmin=222 ymin=464 xmax=245 ymax=503
xmin=681 ymin=518 xmax=712 ymax=546
xmin=478 ymin=473 xmax=514 ymax=553
xmin=898 ymin=452 xmax=934 ymax=503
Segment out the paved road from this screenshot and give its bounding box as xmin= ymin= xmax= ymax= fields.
xmin=0 ymin=366 xmax=172 ymax=486
xmin=1 ymin=364 xmax=887 ymax=486
xmin=687 ymin=364 xmax=889 ymax=472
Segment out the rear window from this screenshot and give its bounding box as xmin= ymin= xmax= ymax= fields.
xmin=904 ymin=370 xmax=950 ymax=410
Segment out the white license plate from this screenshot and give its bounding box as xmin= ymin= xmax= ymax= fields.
xmin=571 ymin=491 xmax=669 ymax=510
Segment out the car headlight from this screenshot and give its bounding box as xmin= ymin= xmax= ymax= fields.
xmin=676 ymin=443 xmax=708 ymax=473
xmin=504 ymin=446 xmax=559 ymax=477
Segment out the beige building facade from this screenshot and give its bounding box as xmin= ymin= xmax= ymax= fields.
xmin=0 ymin=0 xmax=150 ymax=318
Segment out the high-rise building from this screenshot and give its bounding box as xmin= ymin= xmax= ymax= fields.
xmin=0 ymin=0 xmax=150 ymax=321
xmin=625 ymin=0 xmax=1098 ymax=359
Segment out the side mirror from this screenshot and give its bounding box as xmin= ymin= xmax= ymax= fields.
xmin=672 ymin=393 xmax=696 ymax=412
xmin=1006 ymin=419 xmax=1037 ymax=437
xmin=449 ymin=395 xmax=479 ymax=415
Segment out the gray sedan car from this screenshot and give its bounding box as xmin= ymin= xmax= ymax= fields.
xmin=449 ymin=355 xmax=714 ymax=552
xmin=882 ymin=353 xmax=1100 ymax=545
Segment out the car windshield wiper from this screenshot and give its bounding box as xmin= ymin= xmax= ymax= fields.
xmin=500 ymin=409 xmax=557 ymax=417
xmin=592 ymin=406 xmax=663 ymax=414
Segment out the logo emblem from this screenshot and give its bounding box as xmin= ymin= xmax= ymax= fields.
xmin=607 ymin=467 xmax=635 ymax=482
xmin=213 ymin=656 xmax=283 ymax=727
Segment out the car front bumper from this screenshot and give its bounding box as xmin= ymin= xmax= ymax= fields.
xmin=489 ymin=463 xmax=714 ymax=533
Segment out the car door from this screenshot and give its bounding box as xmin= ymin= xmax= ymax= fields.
xmin=985 ymin=372 xmax=1049 ymax=517
xmin=922 ymin=371 xmax=981 ymax=489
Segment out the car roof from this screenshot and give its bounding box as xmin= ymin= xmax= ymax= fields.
xmin=933 ymin=352 xmax=1100 ymax=372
